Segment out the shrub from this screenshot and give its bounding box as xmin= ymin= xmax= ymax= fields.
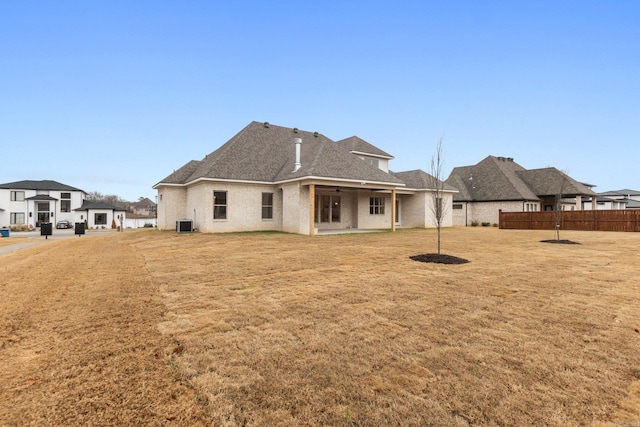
xmin=143 ymin=222 xmax=153 ymax=228
xmin=492 ymin=223 xmax=499 ymax=227
xmin=471 ymin=220 xmax=479 ymax=227
xmin=482 ymin=222 xmax=491 ymax=227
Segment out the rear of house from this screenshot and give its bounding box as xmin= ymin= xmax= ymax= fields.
xmin=155 ymin=122 xmax=456 ymax=235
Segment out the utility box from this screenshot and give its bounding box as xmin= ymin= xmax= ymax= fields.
xmin=75 ymin=222 xmax=85 ymax=236
xmin=176 ymin=219 xmax=193 ymax=233
xmin=41 ymin=222 xmax=53 ymax=239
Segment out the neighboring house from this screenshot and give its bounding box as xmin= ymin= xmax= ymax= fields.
xmin=596 ymin=189 xmax=640 ymax=209
xmin=154 ymin=121 xmax=456 ymax=235
xmin=126 ymin=197 xmax=157 ymax=228
xmin=582 ymin=196 xmax=629 ymax=210
xmin=446 ymin=156 xmax=597 ymax=226
xmin=74 ymin=201 xmax=127 ymax=229
xmin=129 ymin=197 xmax=157 ymax=216
xmin=0 ymin=180 xmax=86 ymax=229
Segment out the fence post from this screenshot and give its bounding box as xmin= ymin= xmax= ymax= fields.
xmin=529 ymin=211 xmax=533 ymax=230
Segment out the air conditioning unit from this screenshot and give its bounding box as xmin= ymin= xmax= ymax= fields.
xmin=176 ymin=219 xmax=193 ymax=233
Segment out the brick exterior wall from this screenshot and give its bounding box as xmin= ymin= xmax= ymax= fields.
xmin=157 ymin=183 xmax=455 ymax=234
xmin=397 ymin=192 xmax=453 ymax=228
xmin=452 ymin=201 xmax=524 ymax=226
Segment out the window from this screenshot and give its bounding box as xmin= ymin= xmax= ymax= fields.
xmin=10 ymin=212 xmax=25 ymax=225
xmin=453 ymin=203 xmax=463 ymax=210
xmin=213 ymin=191 xmax=227 ymax=220
xmin=370 ymin=197 xmax=385 ymax=215
xmin=10 ymin=191 xmax=25 ymax=201
xmin=60 ymin=192 xmax=71 ymax=212
xmin=262 ymin=192 xmax=273 ymax=219
xmin=95 ymin=213 xmax=107 ymax=225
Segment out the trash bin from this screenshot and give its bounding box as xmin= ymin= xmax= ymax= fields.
xmin=41 ymin=222 xmax=53 ymax=239
xmin=75 ymin=222 xmax=85 ymax=236
xmin=0 ymin=229 xmax=9 ymax=238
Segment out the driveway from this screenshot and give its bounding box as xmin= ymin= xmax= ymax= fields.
xmin=0 ymin=228 xmax=115 ymax=256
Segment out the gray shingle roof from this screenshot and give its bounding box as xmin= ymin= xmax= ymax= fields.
xmin=516 ymin=168 xmax=596 ymax=197
xmin=74 ymin=201 xmax=126 ymax=211
xmin=335 ymin=136 xmax=393 ymax=159
xmin=446 ymin=155 xmax=595 ymax=202
xmin=26 ymin=195 xmax=59 ymax=201
xmin=0 ymin=180 xmax=84 ymax=192
xmin=599 ymin=189 xmax=640 ymax=197
xmin=157 ymin=122 xmax=404 ymax=186
xmin=392 ymin=169 xmax=457 ymax=191
xmin=159 ymin=160 xmax=202 ymax=185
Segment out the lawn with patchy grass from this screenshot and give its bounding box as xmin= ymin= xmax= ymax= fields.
xmin=1 ymin=227 xmax=639 ymax=426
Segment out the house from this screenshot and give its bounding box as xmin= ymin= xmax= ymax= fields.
xmin=74 ymin=201 xmax=127 ymax=230
xmin=0 ymin=180 xmax=86 ymax=229
xmin=154 ymin=121 xmax=456 ymax=235
xmin=583 ymin=196 xmax=629 ymax=210
xmin=446 ymin=156 xmax=597 ymax=226
xmin=596 ymin=189 xmax=640 ymax=209
xmin=126 ymin=197 xmax=157 ymax=228
xmin=129 ymin=197 xmax=157 ymax=216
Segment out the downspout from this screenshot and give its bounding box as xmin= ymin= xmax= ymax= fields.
xmin=465 ymin=202 xmax=468 ymax=226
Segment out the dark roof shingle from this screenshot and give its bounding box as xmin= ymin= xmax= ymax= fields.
xmin=446 ymin=156 xmax=595 ymax=202
xmin=156 ymin=122 xmax=404 ymax=186
xmin=335 ymin=136 xmax=393 ymax=159
xmin=392 ymin=169 xmax=457 ymax=191
xmin=0 ymin=180 xmax=84 ymax=192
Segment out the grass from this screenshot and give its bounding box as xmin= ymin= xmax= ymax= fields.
xmin=1 ymin=227 xmax=639 ymax=426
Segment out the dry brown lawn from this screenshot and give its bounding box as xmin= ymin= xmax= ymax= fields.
xmin=1 ymin=227 xmax=639 ymax=426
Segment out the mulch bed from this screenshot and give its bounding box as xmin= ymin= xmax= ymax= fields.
xmin=540 ymin=239 xmax=581 ymax=245
xmin=410 ymin=253 xmax=470 ymax=264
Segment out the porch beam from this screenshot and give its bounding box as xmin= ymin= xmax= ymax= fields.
xmin=391 ymin=189 xmax=396 ymax=232
xmin=309 ymin=184 xmax=315 ymax=236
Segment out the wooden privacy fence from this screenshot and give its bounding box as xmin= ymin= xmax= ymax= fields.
xmin=499 ymin=209 xmax=640 ymax=232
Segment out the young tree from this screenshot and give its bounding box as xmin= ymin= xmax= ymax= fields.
xmin=429 ymin=137 xmax=447 ymax=254
xmin=554 ymin=171 xmax=570 ymax=241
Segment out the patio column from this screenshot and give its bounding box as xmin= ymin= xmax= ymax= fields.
xmin=391 ymin=189 xmax=396 ymax=232
xmin=309 ymin=184 xmax=315 ymax=236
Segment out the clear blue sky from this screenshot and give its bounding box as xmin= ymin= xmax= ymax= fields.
xmin=2 ymin=1 xmax=638 ymax=201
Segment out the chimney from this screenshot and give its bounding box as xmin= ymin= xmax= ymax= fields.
xmin=293 ymin=138 xmax=302 ymax=172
